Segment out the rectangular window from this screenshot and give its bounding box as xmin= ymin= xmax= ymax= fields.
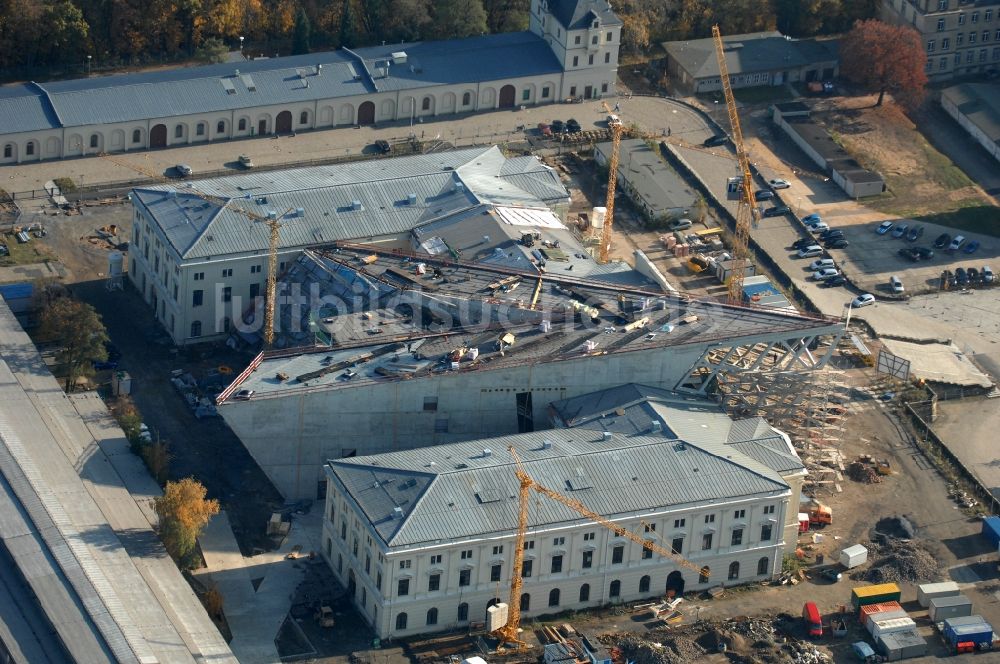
xmin=938 ymin=18 xmax=946 ymax=31
xmin=490 ymin=564 xmax=502 ymax=582
xmin=541 ymin=86 xmax=550 ymax=98
xmin=984 ymin=30 xmax=991 ymax=41
xmin=987 ymin=9 xmax=993 ymax=21
xmin=601 ymin=82 xmax=608 ymax=93
xmin=938 ymin=0 xmax=948 ymax=9
xmin=459 ymin=569 xmax=471 ymax=586
xmin=606 ymin=31 xmax=613 ymax=41
xmin=731 ymin=529 xmax=744 ymax=546
xmin=959 ymin=13 xmax=966 ymax=24
xmin=569 ymin=86 xmax=576 ymax=96
xmin=970 ymin=31 xmax=977 ymax=43
xmin=398 ymin=579 xmax=409 ymax=596
xmin=941 ymin=56 xmax=949 ymax=69
xmin=222 ymin=268 xmax=233 ymax=277
xmin=588 ymin=54 xmax=594 ymax=65
xmin=430 ymin=554 xmax=442 ymax=564
xmin=250 ymin=264 xmax=261 ymax=273
xmin=582 ymin=551 xmax=593 ymax=568
xmin=365 ymin=555 xmax=371 ymax=574
xmin=763 ymin=505 xmax=775 ymax=515
xmin=172 ymin=284 xmax=178 ymax=301
xmin=194 ymin=272 xmax=204 ymax=280
xmin=671 ymin=537 xmax=683 ymax=555
xmin=704 ymin=514 xmax=715 ymax=524
xmin=522 ymin=89 xmax=530 ymax=101
xmin=553 ymin=537 xmax=565 ymax=546
xmin=583 ymin=532 xmax=595 ymax=541
xmin=223 ymin=286 xmax=232 ymax=302
xmin=927 ymin=40 xmax=935 ymax=52
xmin=521 ymin=560 xmax=533 ymax=578
xmin=192 ymin=290 xmax=203 ymax=307
xmin=524 ymin=540 xmax=535 ymax=550
xmin=993 ymin=47 xmax=1000 ymax=59
xmin=761 ymin=524 xmax=773 ymax=541
xmin=702 ymin=533 xmax=713 ymax=550
xmin=399 ymin=559 xmax=411 ymax=569
xmin=434 ymin=418 xmax=449 ymax=433
xmin=641 ymin=543 xmax=653 ymax=559
xmin=958 ymin=33 xmax=965 ymax=45
xmin=575 ymin=35 xmax=581 ymax=44
xmin=250 ymin=283 xmax=260 ymax=298
xmin=428 ymin=573 xmax=440 ymax=591
xmin=423 ymin=396 xmax=438 ymax=411
xmin=492 ymin=545 xmax=504 ymax=555
xmin=673 ymin=518 xmax=686 ymax=528
xmin=605 ymin=52 xmax=610 ymax=63
xmin=733 ymin=509 xmax=746 ymax=519
xmin=981 ymin=48 xmax=988 ymax=61
xmin=612 ymin=545 xmax=624 ymax=564
xmin=973 ymin=11 xmax=979 ymax=23
xmin=591 ymin=35 xmax=598 ymax=45
xmin=572 ymin=56 xmax=578 ymax=67
xmin=644 ymin=523 xmax=656 ymax=533
xmin=460 ymin=550 xmax=472 ymax=559
xmin=942 ymin=37 xmax=950 ymax=49
xmin=551 ymin=555 xmax=563 ymax=573
xmin=967 ymin=50 xmax=975 ymax=62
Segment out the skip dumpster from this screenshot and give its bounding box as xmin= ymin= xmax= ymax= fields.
xmin=852 ymin=583 xmax=902 ymax=613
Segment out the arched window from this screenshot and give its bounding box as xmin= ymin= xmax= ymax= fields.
xmin=196 ymin=122 xmax=206 ymax=136
xmin=579 ymin=583 xmax=590 ymax=602
xmin=25 ymin=142 xmax=34 ymax=156
xmin=699 ymin=566 xmax=710 ymax=584
xmin=609 ymin=580 xmax=621 ymax=597
xmin=90 ymin=134 xmax=99 ymax=148
xmin=217 ymin=120 xmax=225 ymax=134
xmin=3 ymin=144 xmax=11 ymax=158
xmin=757 ymin=556 xmax=769 ymax=575
xmin=190 ymin=320 xmax=202 ymax=337
xmin=639 ymin=575 xmax=651 ymax=593
xmin=520 ymin=593 xmax=530 ymax=611
xmin=422 ymin=96 xmax=432 ymax=111
xmin=175 ymin=125 xmax=184 ymax=138
xmin=238 ymin=118 xmax=247 ymax=131
xmin=457 ymin=603 xmax=469 ymax=621
xmin=462 ymin=92 xmax=471 ymax=106
xmin=132 ymin=129 xmax=141 ymax=143
xmin=395 ymin=612 xmax=407 ymax=630
xmin=548 ymin=588 xmax=560 ymax=607
xmin=300 ymin=110 xmax=309 ymax=125
xmin=426 ymin=607 xmax=437 ymax=625
xmin=728 ymin=561 xmax=740 ymax=580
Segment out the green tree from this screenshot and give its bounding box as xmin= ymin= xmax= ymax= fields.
xmin=194 ymin=36 xmax=228 ymax=62
xmin=339 ymin=0 xmax=359 ymax=48
xmin=38 ymin=297 xmax=108 ymax=391
xmin=41 ymin=0 xmax=91 ymax=65
xmin=840 ymin=19 xmax=927 ymax=108
xmin=154 ymin=478 xmax=219 ymax=567
xmin=292 ymin=6 xmax=310 ymax=54
xmin=428 ymin=0 xmax=487 ymax=40
xmin=483 ymin=0 xmax=527 ymax=32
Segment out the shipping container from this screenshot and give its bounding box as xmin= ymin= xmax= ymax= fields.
xmin=840 ymin=544 xmax=868 ymax=568
xmin=917 ymin=581 xmax=960 ymax=608
xmin=982 ymin=516 xmax=1000 ymax=551
xmin=877 ymin=629 xmax=927 ymax=661
xmin=871 ymin=617 xmax=916 ymax=641
xmin=852 ymin=584 xmax=902 ymax=611
xmin=929 ymin=594 xmax=973 ymax=622
xmin=860 ymin=601 xmax=904 ymax=627
xmin=866 ymin=611 xmax=908 ymax=636
xmin=942 ymin=616 xmax=994 ymax=647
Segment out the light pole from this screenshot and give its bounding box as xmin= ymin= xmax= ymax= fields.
xmin=239 ymin=36 xmax=244 ymax=60
xmin=86 ymin=54 xmax=92 ymax=74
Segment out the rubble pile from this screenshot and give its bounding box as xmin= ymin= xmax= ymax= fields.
xmin=787 ymin=642 xmax=830 ymax=664
xmin=851 ymin=537 xmax=941 ymax=584
xmin=847 ymin=461 xmax=880 ymax=484
xmin=608 ymin=633 xmax=704 ymax=664
xmin=724 ymin=617 xmax=776 ymax=641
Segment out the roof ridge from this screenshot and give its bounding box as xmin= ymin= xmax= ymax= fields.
xmin=678 ymin=437 xmax=787 ymax=487
xmin=341 ymin=46 xmax=379 ymax=93
xmin=29 ymin=81 xmax=64 ymax=127
xmin=180 ymin=197 xmax=233 ymax=259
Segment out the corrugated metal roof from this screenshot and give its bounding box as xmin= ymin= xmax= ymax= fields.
xmin=328 ymin=429 xmax=789 ymax=547
xmin=136 ymin=146 xmax=569 ymax=260
xmin=0 ymin=32 xmax=562 ymax=135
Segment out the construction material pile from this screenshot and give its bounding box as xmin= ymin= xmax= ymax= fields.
xmin=605 ymin=633 xmax=704 ymax=664
xmin=847 ymin=460 xmax=881 ymax=484
xmin=851 ymin=537 xmax=940 ymax=584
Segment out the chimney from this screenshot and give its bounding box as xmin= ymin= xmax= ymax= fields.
xmin=601 ymin=431 xmax=612 ymax=441
xmin=482 ymin=448 xmax=492 ymax=458
xmin=317 ymin=64 xmax=323 ymax=75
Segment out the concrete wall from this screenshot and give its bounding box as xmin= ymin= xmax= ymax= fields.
xmin=774 ymin=115 xmax=828 ymax=171
xmin=321 ymin=467 xmax=790 ymax=638
xmin=941 ymin=92 xmax=1000 ymax=163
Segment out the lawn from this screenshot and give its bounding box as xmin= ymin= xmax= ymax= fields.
xmin=0 ymin=231 xmax=56 ymax=266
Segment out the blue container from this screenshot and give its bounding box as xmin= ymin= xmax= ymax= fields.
xmin=982 ymin=517 xmax=1000 ymax=549
xmin=943 ymin=616 xmax=993 ymax=647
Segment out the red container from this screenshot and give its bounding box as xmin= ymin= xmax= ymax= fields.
xmin=860 ymin=601 xmax=904 ymax=627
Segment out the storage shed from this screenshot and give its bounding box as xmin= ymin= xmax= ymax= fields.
xmin=929 ymin=594 xmax=973 ymax=622
xmin=917 ymin=581 xmax=960 ymax=608
xmin=840 ymin=544 xmax=868 ymax=569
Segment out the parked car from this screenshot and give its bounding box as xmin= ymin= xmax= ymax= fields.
xmin=915 ymin=246 xmax=935 ymax=260
xmin=174 ymin=163 xmax=193 ymax=177
xmin=822 ymin=275 xmax=848 ymax=288
xmin=898 ymin=247 xmax=920 ymax=262
xmin=889 ymin=275 xmax=904 ymax=293
xmin=934 ymin=232 xmax=951 ymax=248
xmin=818 ymin=229 xmax=844 ymax=241
xmin=947 ymin=235 xmax=966 ymax=252
xmin=551 ymin=119 xmax=565 ymax=134
xmin=809 ymin=258 xmax=836 ymax=271
xmin=763 ymin=205 xmax=791 ymax=217
xmin=755 ymin=190 xmax=775 ymax=201
xmin=802 ymin=213 xmax=822 ymax=224
xmin=891 ymin=223 xmax=909 ymax=239
xmin=808 ymin=222 xmax=830 ymax=233
xmin=769 ymin=178 xmax=791 ymax=189
xmin=537 ymin=123 xmax=552 ymax=137
xmin=964 ymin=240 xmax=981 ymax=254
xmin=876 ymin=221 xmax=894 ymax=235
xmin=797 ymin=245 xmax=824 ymax=258
xmin=233 ymin=389 xmax=255 ymax=400
xmin=825 ymin=239 xmax=850 ymax=249
xmin=793 ymin=238 xmax=816 ymax=250
xmin=906 ymin=225 xmax=924 ymax=242
xmin=820 ymin=567 xmax=843 ymax=583
xmin=812 ymin=268 xmax=840 ymax=281
xmin=702 ymin=134 xmax=728 ymax=147
xmin=850 ymin=294 xmax=876 ymax=308
xmin=565 ymin=118 xmax=581 ymax=133
xmin=955 ymin=267 xmax=969 ymax=285
xmin=984 ymin=266 xmax=995 ymax=283
xmin=668 ymin=218 xmax=693 ymax=231
xmin=238 ymin=154 xmax=254 ymax=168
xmin=968 ymin=267 xmax=980 ymax=283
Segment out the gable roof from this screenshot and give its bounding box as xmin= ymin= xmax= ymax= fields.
xmin=327 ymin=430 xmax=790 ymax=548
xmin=546 ymin=0 xmax=622 ymax=30
xmin=132 ymin=146 xmax=568 ymax=260
xmin=0 ymin=32 xmax=561 ymax=136
xmin=663 ymin=31 xmax=839 ymax=79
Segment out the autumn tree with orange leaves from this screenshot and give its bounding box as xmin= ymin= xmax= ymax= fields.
xmin=840 ymin=19 xmax=928 ymax=110
xmin=154 ymin=478 xmax=219 ymax=567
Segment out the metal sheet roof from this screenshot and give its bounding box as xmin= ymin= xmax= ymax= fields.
xmin=662 ymin=31 xmax=839 ymax=80
xmin=329 ymin=430 xmax=789 ymax=547
xmin=546 ymin=0 xmax=623 ymax=30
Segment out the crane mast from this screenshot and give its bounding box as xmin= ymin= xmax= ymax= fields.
xmin=711 ymin=25 xmax=759 ymax=306
xmin=599 ymin=102 xmax=624 ymax=264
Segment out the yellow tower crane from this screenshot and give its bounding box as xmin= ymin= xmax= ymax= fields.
xmin=598 ymin=101 xmax=624 ymax=264
xmin=711 ymin=25 xmax=761 ymax=306
xmin=97 ymin=153 xmax=288 ymax=347
xmin=494 ymin=446 xmax=707 ymax=648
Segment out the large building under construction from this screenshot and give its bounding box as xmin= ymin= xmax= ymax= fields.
xmin=218 ymin=245 xmax=843 ymax=500
xmin=321 ymin=386 xmax=806 ymax=638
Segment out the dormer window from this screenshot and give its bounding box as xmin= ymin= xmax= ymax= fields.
xmin=593 ymin=20 xmax=599 ymax=28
